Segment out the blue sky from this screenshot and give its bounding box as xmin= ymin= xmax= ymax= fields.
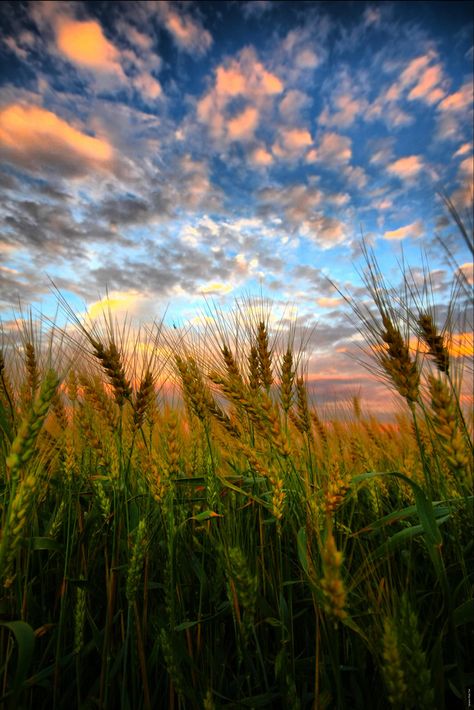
xmin=0 ymin=1 xmax=472 ymax=411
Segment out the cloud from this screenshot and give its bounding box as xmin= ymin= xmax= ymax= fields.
xmin=383 ymin=219 xmax=424 ymax=240
xmin=156 ymin=1 xmax=212 ymax=55
xmin=386 ymin=155 xmax=423 ymax=180
xmin=196 ymin=47 xmax=283 ymax=142
xmin=56 ymin=18 xmax=125 ymax=77
xmin=365 ymin=53 xmax=445 ymax=127
xmin=316 ymin=296 xmax=345 ymax=308
xmin=198 ymin=281 xmax=234 ymax=295
xmin=278 ymin=25 xmax=326 ymax=78
xmin=0 ymin=104 xmax=114 ymax=176
xmin=279 ymin=90 xmax=311 ymax=122
xmin=436 ymin=82 xmax=473 ymax=141
xmin=438 ymin=83 xmax=473 ymax=112
xmin=453 ymin=142 xmax=472 ymax=158
xmin=250 ymin=145 xmax=273 ymax=166
xmin=300 ymin=215 xmax=347 ymax=249
xmin=343 ymin=165 xmax=367 ymax=190
xmin=310 ymin=132 xmax=352 ymax=165
xmin=407 ymin=64 xmax=445 ymax=104
xmin=227 ymin=106 xmax=259 ymax=141
xmin=257 ymin=184 xmax=347 ymax=249
xmin=319 ymin=91 xmax=367 ymax=128
xmin=133 ymin=72 xmax=162 ymax=99
xmin=240 ymin=1 xmax=273 ymax=18
xmin=273 ymin=127 xmax=312 ymax=159
xmin=457 ymin=262 xmax=474 ymax=286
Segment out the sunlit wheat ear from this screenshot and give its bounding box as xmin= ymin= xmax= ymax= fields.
xmin=323 ymin=462 xmax=351 ymax=515
xmin=352 ymin=394 xmax=362 ymax=420
xmin=25 ymin=341 xmax=39 ymax=400
xmin=256 ymin=321 xmax=273 ymax=390
xmin=418 ymin=313 xmax=450 ymax=374
xmin=6 ymin=368 xmax=59 ymax=483
xmin=79 ymin=374 xmax=118 ymax=430
xmin=1 ymin=471 xmax=42 ymax=587
xmin=91 ymin=338 xmax=132 ymax=406
xmin=291 ymin=376 xmax=312 ymax=436
xmin=320 ymin=525 xmax=347 ymax=621
xmin=280 ymin=348 xmax=295 ymax=413
xmin=221 ymin=344 xmax=243 ymax=385
xmin=175 ymin=355 xmax=209 ymax=422
xmin=427 ymin=374 xmax=471 ymax=486
xmin=382 ymin=617 xmax=407 ymax=709
xmin=133 ymin=369 xmax=154 ymax=429
xmin=380 ymin=314 xmax=420 ymax=406
xmin=234 ymin=439 xmax=285 ymax=522
xmin=247 ymin=344 xmax=261 ymax=389
xmin=66 ymin=368 xmax=78 ymax=402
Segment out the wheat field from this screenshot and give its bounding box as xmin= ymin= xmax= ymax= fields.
xmin=0 ymin=253 xmax=472 ymax=710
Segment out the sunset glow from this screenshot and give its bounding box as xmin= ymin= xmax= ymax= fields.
xmin=0 ymin=0 xmax=472 ymax=412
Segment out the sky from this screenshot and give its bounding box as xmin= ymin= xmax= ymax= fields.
xmin=0 ymin=0 xmax=472 ymax=413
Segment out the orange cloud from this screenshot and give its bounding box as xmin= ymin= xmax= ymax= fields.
xmin=387 ymin=155 xmax=423 ymax=179
xmin=56 ymin=18 xmax=124 ymax=76
xmin=227 ymin=106 xmax=259 ymax=141
xmin=457 ymin=263 xmax=473 ymax=286
xmin=453 ymin=143 xmax=472 ymax=158
xmin=383 ymin=220 xmax=424 ymax=240
xmin=281 ymin=128 xmax=312 ymax=150
xmin=0 ymin=104 xmax=113 ymax=173
xmin=316 ymin=297 xmax=345 ymax=308
xmin=196 ymin=47 xmax=283 ymax=143
xmin=216 ymin=66 xmax=246 ymax=96
xmin=217 ymin=48 xmax=283 ymax=99
xmin=251 ymin=146 xmax=273 ymax=165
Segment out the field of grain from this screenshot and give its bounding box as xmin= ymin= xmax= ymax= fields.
xmin=0 ymin=256 xmax=472 ymax=709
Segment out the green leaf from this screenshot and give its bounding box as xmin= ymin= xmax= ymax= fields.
xmin=175 ymin=620 xmax=199 ymax=631
xmin=31 ymin=537 xmax=63 ymax=551
xmin=297 ymin=527 xmax=309 ymax=575
xmin=190 ymin=510 xmax=223 ymax=522
xmin=453 ymin=600 xmax=474 ymax=627
xmin=0 ymin=620 xmax=35 ymax=707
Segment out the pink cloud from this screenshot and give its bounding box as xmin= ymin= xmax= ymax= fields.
xmin=387 ymin=155 xmax=423 ymax=180
xmin=408 ymin=64 xmax=445 ymax=104
xmin=438 ymin=83 xmax=473 ymax=112
xmin=314 ymin=132 xmax=352 ymax=165
xmin=227 ymin=106 xmax=259 ymax=141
